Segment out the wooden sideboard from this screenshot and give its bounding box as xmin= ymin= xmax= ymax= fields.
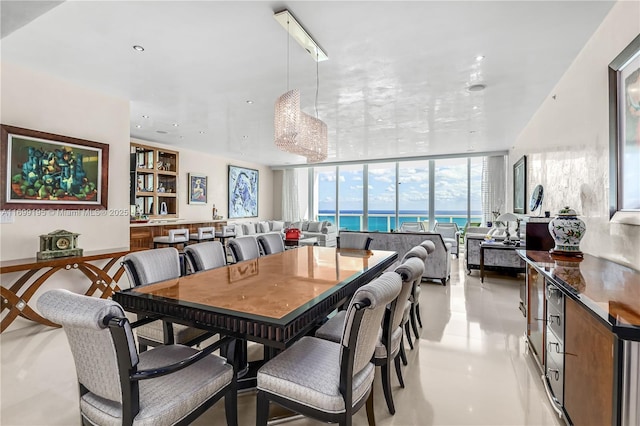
xmin=130 ymin=220 xmax=227 ymax=250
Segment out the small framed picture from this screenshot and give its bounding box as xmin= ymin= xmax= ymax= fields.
xmin=188 ymin=173 xmax=207 ymax=205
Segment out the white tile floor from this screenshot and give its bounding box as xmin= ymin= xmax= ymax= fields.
xmin=1 ymin=257 xmax=563 ymax=426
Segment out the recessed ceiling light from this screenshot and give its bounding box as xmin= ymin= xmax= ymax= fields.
xmin=246 ymin=100 xmax=254 ymax=104
xmin=467 ymin=84 xmax=486 ymax=92
xmin=376 ymin=118 xmax=383 ymax=123
xmin=472 ymin=106 xmax=478 ymax=110
xmin=469 ymin=130 xmax=476 ymax=133
xmin=242 ymin=135 xmax=249 ymax=139
xmin=172 ymin=123 xmax=179 ymax=127
xmin=142 ymin=115 xmax=149 ymax=119
xmin=135 ymin=124 xmax=141 ymax=128
xmin=476 ymin=55 xmax=485 ymax=61
xmin=133 ymin=45 xmax=145 ymax=52
xmin=199 ymin=131 xmax=205 ymax=134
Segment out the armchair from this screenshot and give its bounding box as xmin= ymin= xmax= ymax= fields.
xmin=433 ymin=222 xmax=460 ymax=257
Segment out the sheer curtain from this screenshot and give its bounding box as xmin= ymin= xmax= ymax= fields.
xmin=282 ymin=169 xmax=300 ymax=222
xmin=481 ymin=156 xmax=506 ymax=225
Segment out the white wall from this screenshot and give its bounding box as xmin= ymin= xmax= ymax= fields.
xmin=131 ymin=138 xmax=274 ymax=222
xmin=510 ymin=0 xmax=640 ymax=268
xmin=0 ymin=61 xmax=131 ymax=260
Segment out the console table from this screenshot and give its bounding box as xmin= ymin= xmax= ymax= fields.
xmin=0 ymin=248 xmax=129 ymax=332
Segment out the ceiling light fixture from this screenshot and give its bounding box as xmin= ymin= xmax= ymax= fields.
xmin=246 ymin=100 xmax=254 ymax=104
xmin=135 ymin=124 xmax=141 ymax=128
xmin=172 ymin=123 xmax=179 ymax=127
xmin=133 ymin=45 xmax=145 ymax=52
xmin=273 ymin=9 xmax=328 ymax=163
xmin=475 ymin=55 xmax=485 ymax=61
xmin=142 ymin=115 xmax=149 ymax=119
xmin=467 ymin=84 xmax=487 ymax=92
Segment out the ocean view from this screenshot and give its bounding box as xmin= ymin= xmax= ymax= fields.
xmin=318 ymin=210 xmax=482 ymax=232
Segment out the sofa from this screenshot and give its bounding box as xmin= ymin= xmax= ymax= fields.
xmin=346 ymin=231 xmax=452 ymax=285
xmin=227 ymin=219 xmax=338 ymax=247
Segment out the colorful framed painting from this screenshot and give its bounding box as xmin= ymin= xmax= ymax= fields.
xmin=228 ymin=165 xmax=258 ymax=218
xmin=513 ymin=155 xmax=527 ymax=214
xmin=188 ymin=173 xmax=207 ymax=205
xmin=609 ymin=34 xmax=640 ymax=217
xmin=1 ymin=124 xmax=109 ymax=210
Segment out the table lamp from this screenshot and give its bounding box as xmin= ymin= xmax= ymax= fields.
xmin=496 ymin=212 xmax=519 ymax=245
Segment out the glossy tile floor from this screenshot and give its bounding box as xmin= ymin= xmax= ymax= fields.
xmin=1 ymin=257 xmax=563 ymax=426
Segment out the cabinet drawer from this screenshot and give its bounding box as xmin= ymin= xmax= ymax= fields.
xmin=546 ymin=355 xmax=564 ymax=405
xmin=546 ymin=284 xmax=564 ymax=315
xmin=546 ymin=327 xmax=564 ymax=370
xmin=547 ymin=307 xmax=564 ymax=342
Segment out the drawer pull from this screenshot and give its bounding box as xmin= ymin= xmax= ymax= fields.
xmin=547 ymin=368 xmax=560 ymax=381
xmin=548 ymin=314 xmax=561 ymax=326
xmin=548 ymin=342 xmax=561 ymax=354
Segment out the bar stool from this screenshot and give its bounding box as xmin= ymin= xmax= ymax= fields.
xmin=189 ymin=226 xmax=215 ymax=243
xmin=153 ymin=228 xmax=189 ymax=249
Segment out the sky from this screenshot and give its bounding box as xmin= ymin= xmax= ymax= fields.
xmin=316 ymin=157 xmax=483 ymax=213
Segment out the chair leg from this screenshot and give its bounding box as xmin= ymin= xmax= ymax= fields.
xmin=404 ymin=322 xmax=414 ymax=350
xmin=381 ymin=363 xmax=395 ymax=415
xmin=366 ymin=389 xmax=376 ymax=426
xmin=225 ymin=379 xmax=238 ymax=426
xmin=415 ymin=302 xmax=423 ymax=328
xmin=256 ymin=391 xmax=269 ymax=426
xmin=410 ymin=305 xmax=420 ymax=339
xmin=394 ymin=355 xmax=405 ymax=388
xmin=399 ymin=339 xmax=408 ymax=366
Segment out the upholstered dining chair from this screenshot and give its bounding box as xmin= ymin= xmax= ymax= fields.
xmin=339 ymin=232 xmax=373 ymax=250
xmin=188 ymin=226 xmax=215 ymax=243
xmin=37 ymin=289 xmax=237 ymax=426
xmin=153 ymin=228 xmax=189 ymax=249
xmin=314 ymin=260 xmax=423 ymax=415
xmin=256 ymin=271 xmax=401 ymax=426
xmin=228 ymin=235 xmax=260 ymax=263
xmin=122 ymin=248 xmax=213 ymax=351
xmin=401 ymin=245 xmax=429 ymax=347
xmin=183 ymin=241 xmax=227 ymax=273
xmin=256 ymin=233 xmax=285 ymax=255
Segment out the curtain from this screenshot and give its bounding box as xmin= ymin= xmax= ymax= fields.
xmin=282 ymin=169 xmax=300 ymax=222
xmin=482 ymin=156 xmax=506 ymax=225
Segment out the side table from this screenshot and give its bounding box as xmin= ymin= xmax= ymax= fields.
xmin=480 ymin=241 xmax=526 ymax=283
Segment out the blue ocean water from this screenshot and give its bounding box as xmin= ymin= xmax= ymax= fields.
xmin=318 ymin=210 xmax=482 ymax=232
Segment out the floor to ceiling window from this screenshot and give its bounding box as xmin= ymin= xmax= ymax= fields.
xmin=367 ymin=162 xmax=396 ymax=232
xmin=306 ymin=154 xmax=494 ymax=232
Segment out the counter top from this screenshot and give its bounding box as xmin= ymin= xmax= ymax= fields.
xmin=130 ymin=219 xmax=227 ymax=227
xmin=518 ymin=250 xmax=640 ymax=340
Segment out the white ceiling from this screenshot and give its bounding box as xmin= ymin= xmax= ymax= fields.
xmin=1 ymin=1 xmax=614 ymax=166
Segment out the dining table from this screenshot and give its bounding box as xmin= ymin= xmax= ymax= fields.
xmin=113 ymin=246 xmax=397 ymax=386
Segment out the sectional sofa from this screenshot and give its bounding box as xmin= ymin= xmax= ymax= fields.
xmin=226 ymin=220 xmax=338 ymax=247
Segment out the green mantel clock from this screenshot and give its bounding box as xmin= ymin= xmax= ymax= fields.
xmin=37 ymin=230 xmax=83 ymax=260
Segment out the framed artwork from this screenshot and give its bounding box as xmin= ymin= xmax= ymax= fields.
xmin=1 ymin=124 xmax=109 ymax=210
xmin=228 ymin=165 xmax=258 ymax=218
xmin=609 ymin=34 xmax=640 ymax=217
xmin=513 ymin=155 xmax=527 ymax=214
xmin=188 ymin=173 xmax=207 ymax=205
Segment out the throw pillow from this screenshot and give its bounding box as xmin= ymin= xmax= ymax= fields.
xmin=301 ymin=221 xmax=310 ymax=231
xmin=271 ymin=220 xmax=285 ymax=231
xmin=307 ymin=221 xmax=323 ymax=232
xmin=259 ymin=221 xmax=270 ymax=233
xmin=233 ymin=224 xmax=244 ymax=237
xmin=243 ymin=223 xmax=256 ymax=235
xmin=290 ymin=221 xmax=302 ymax=230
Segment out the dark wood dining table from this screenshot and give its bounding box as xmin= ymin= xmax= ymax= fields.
xmin=113 ymin=246 xmax=397 ymax=383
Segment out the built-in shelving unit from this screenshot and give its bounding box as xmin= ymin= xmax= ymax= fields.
xmin=130 ymin=143 xmax=179 ymax=218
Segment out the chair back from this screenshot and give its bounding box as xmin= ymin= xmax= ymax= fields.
xmin=433 ymin=222 xmax=459 ymax=240
xmin=339 ymin=232 xmax=373 ymax=250
xmin=37 ymin=289 xmax=137 ymax=404
xmin=393 ymin=258 xmax=424 ymax=330
xmin=122 ymin=247 xmax=181 ymax=287
xmin=228 ymin=236 xmax=260 ymax=262
xmin=341 ymin=271 xmax=401 ymax=376
xmin=399 ymin=222 xmax=423 ymax=232
xmin=196 ymin=227 xmax=215 ymax=240
xmin=184 ymin=241 xmax=227 ymax=272
xmin=401 ymin=245 xmax=428 ymax=262
xmin=218 ymin=225 xmax=236 ymax=237
xmin=257 ymin=233 xmax=285 ymax=255
xmin=420 ymin=240 xmax=436 ymax=255
xmin=168 ymin=228 xmax=189 ymax=242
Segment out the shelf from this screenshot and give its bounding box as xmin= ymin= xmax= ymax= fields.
xmin=157 ymin=193 xmax=177 ymax=197
xmin=131 ymin=143 xmax=180 ymax=218
xmin=157 ymin=170 xmax=177 ymax=176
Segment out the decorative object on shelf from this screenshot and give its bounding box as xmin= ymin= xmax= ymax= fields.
xmin=548 ymin=206 xmax=586 ymax=257
xmin=157 ymin=183 xmax=165 ymax=193
xmin=37 ymin=229 xmax=83 ymax=260
xmin=608 ymin=34 xmax=640 ymax=217
xmin=494 ymin=212 xmax=520 ymax=245
xmin=159 ymin=201 xmax=168 ymax=215
xmin=273 ymin=10 xmax=328 ymax=163
xmin=188 ymin=173 xmax=207 ymax=205
xmin=228 ymin=165 xmax=258 ymax=218
xmin=530 ymin=184 xmax=544 ymax=216
xmin=513 ymin=155 xmax=527 ymax=214
xmin=1 ymin=124 xmax=109 ymax=211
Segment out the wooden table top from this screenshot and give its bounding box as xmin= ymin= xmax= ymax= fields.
xmin=123 ymin=246 xmax=396 ymax=322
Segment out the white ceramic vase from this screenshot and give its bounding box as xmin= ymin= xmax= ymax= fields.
xmin=548 ymin=206 xmax=586 ymax=255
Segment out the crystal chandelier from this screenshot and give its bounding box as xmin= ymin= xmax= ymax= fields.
xmin=273 ymin=10 xmax=328 ymax=163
